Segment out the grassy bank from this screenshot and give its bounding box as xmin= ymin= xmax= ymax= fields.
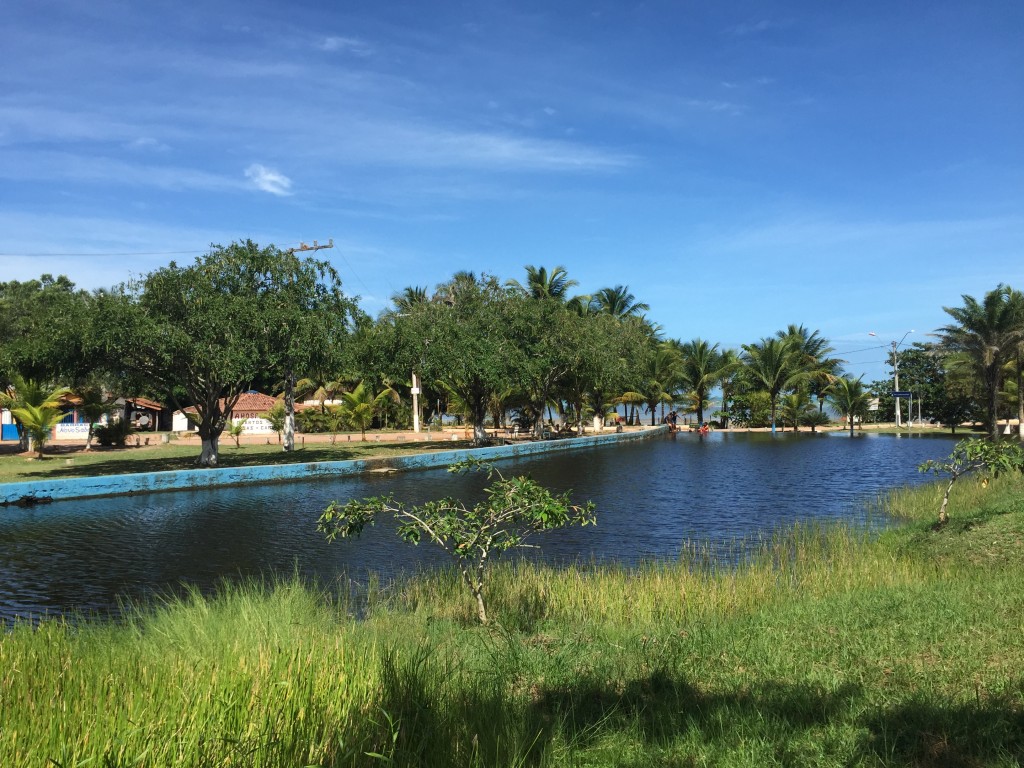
xmin=0 ymin=437 xmax=473 ymax=484
xmin=2 ymin=474 xmax=1023 ymax=766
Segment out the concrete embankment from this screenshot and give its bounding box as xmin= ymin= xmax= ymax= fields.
xmin=1 ymin=427 xmax=666 ymax=505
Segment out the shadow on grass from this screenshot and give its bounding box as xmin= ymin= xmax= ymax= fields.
xmin=4 ymin=440 xmax=473 ymax=481
xmin=375 ymin=647 xmax=1024 ymax=767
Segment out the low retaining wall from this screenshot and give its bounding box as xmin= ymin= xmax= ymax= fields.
xmin=1 ymin=427 xmax=666 ymax=505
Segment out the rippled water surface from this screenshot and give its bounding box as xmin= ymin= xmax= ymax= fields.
xmin=0 ymin=432 xmax=957 ymax=622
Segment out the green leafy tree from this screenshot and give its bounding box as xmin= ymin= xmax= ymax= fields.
xmin=919 ymin=439 xmax=1024 ymax=524
xmin=0 ymin=275 xmax=96 ymax=387
xmin=318 ymin=459 xmax=596 ymax=624
xmin=375 ymin=274 xmax=527 ymax=444
xmin=97 ymin=241 xmax=356 ymax=466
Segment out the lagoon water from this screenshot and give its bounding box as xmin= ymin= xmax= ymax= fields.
xmin=0 ymin=431 xmax=957 ymax=623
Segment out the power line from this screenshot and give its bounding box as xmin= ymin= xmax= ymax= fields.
xmin=4 ymin=250 xmax=201 ymax=258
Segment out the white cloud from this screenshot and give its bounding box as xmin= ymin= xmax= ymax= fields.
xmin=245 ymin=164 xmax=293 ymax=196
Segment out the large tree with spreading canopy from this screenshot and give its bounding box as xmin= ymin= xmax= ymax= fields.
xmin=98 ymin=241 xmax=356 ymax=466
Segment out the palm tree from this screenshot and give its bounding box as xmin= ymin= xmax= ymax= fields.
xmin=777 ymin=324 xmax=843 ymax=412
xmin=716 ymin=349 xmax=742 ymax=429
xmin=592 ymin=285 xmax=650 ymax=318
xmin=615 ymin=390 xmax=646 ymax=425
xmin=936 ymin=284 xmax=1023 ymax=440
xmin=677 ymin=338 xmax=725 ymax=425
xmin=1007 ymin=288 xmax=1024 ymax=440
xmin=780 ymin=389 xmax=814 ymax=432
xmin=74 ymin=385 xmax=114 ymax=451
xmin=389 ymin=286 xmax=430 ymax=314
xmin=10 ymin=403 xmax=65 ymax=458
xmin=741 ymin=337 xmax=804 ymax=434
xmin=642 ymin=342 xmax=684 ymax=425
xmin=507 ymin=265 xmax=578 ymax=301
xmin=295 ymin=375 xmax=345 ymax=413
xmin=1 ymin=376 xmax=71 ymax=452
xmin=338 ymin=380 xmax=396 ymax=441
xmin=829 ymin=375 xmax=872 ymax=436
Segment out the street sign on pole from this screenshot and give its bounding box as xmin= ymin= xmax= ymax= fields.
xmin=892 ymin=391 xmax=912 ymax=398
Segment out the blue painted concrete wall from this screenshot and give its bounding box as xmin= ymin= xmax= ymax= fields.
xmin=1 ymin=427 xmax=666 ymax=505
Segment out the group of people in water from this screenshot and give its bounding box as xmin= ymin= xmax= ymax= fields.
xmin=663 ymin=410 xmax=710 ymax=435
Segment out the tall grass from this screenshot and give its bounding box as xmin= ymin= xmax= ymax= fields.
xmin=3 ymin=474 xmax=1023 ymax=766
xmin=1 ymin=578 xmax=382 ymax=767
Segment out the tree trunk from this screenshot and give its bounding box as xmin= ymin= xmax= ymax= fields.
xmin=198 ymin=435 xmax=220 ymax=466
xmin=1017 ymin=352 xmax=1023 ymax=441
xmin=283 ymin=368 xmax=295 ymax=452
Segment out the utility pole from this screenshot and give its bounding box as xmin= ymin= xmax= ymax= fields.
xmin=892 ymin=341 xmax=901 ymax=428
xmin=281 ymin=239 xmax=334 ymax=452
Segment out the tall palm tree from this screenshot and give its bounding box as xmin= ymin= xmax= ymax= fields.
xmin=1008 ymin=288 xmax=1024 ymax=440
xmin=777 ymin=324 xmax=843 ymax=412
xmin=592 ymin=285 xmax=650 ymax=318
xmin=643 ymin=342 xmax=684 ymax=425
xmin=936 ymin=284 xmax=1023 ymax=440
xmin=677 ymin=338 xmax=724 ymax=425
xmin=829 ymin=375 xmax=872 ymax=436
xmin=716 ymin=349 xmax=742 ymax=429
xmin=741 ymin=336 xmax=804 ymax=434
xmin=507 ymin=265 xmax=578 ymax=301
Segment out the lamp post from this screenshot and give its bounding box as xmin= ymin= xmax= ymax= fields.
xmin=870 ymin=330 xmax=914 ymax=427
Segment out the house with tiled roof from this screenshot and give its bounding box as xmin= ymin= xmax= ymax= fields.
xmin=171 ymin=391 xmax=305 ymax=434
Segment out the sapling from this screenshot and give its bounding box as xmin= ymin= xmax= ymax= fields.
xmin=318 ymin=458 xmax=596 ymax=624
xmin=918 ymin=438 xmax=1024 ymax=524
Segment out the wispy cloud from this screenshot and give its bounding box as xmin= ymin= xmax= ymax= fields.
xmin=318 ymin=36 xmax=373 ymax=56
xmin=728 ymin=19 xmax=793 ymax=36
xmin=0 ymin=150 xmax=243 ymax=192
xmin=245 ymin=164 xmax=293 ymax=195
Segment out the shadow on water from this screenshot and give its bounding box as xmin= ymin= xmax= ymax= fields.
xmin=0 ymin=432 xmax=958 ymax=623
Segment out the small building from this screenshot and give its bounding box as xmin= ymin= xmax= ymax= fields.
xmin=172 ymin=392 xmax=288 ymax=434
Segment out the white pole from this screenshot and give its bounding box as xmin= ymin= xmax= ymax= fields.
xmin=411 ymin=372 xmax=421 ymax=433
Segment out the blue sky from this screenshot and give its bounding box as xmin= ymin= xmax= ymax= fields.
xmin=2 ymin=0 xmax=1021 ymax=382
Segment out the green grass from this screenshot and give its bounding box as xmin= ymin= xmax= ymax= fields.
xmin=2 ymin=474 xmax=1023 ymax=766
xmin=0 ymin=436 xmax=473 ymax=483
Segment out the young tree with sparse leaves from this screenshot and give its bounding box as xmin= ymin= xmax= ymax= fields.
xmin=318 ymin=459 xmax=595 ymax=624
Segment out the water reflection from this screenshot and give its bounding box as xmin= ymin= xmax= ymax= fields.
xmin=0 ymin=432 xmax=957 ymax=622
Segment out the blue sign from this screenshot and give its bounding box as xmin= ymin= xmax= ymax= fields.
xmin=892 ymin=391 xmax=912 ymax=398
